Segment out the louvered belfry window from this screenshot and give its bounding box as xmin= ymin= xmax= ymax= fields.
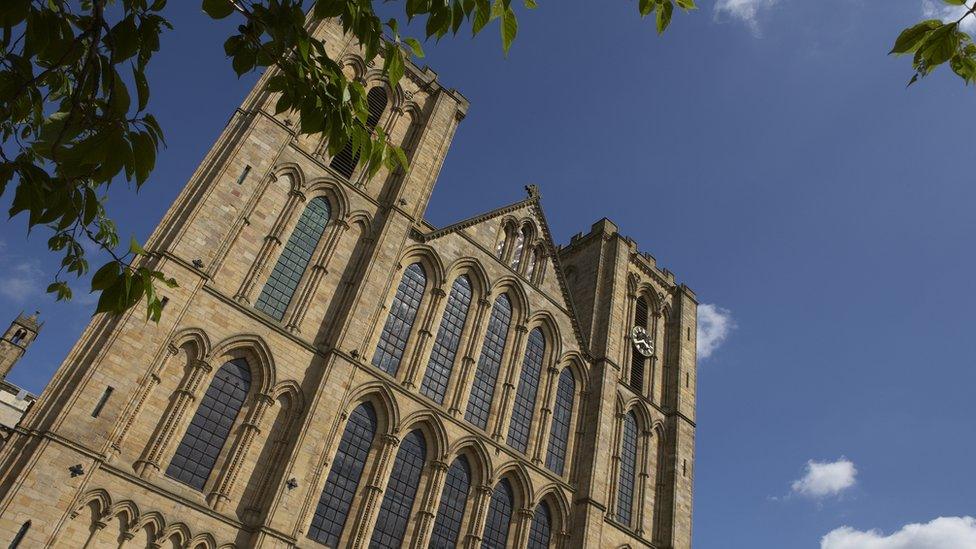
xmin=616 ymin=411 xmax=639 ymax=526
xmin=329 ymin=86 xmax=388 ymax=178
xmin=429 ymin=456 xmax=471 ymax=548
xmin=630 ymin=297 xmax=649 ymax=391
xmin=308 ymin=403 xmax=377 ymax=545
xmin=465 ymin=295 xmax=512 ymax=430
xmin=255 ymin=196 xmax=331 ymax=320
xmin=507 ymin=328 xmax=545 ymax=453
xmin=527 ymin=501 xmax=553 ymax=549
xmin=370 ymin=430 xmax=427 ymax=548
xmin=421 ymin=275 xmax=473 ymax=403
xmin=166 ymin=359 xmax=251 ymax=490
xmin=545 ymin=367 xmax=576 ymax=475
xmin=372 ymin=263 xmax=427 ymax=376
xmin=481 ymin=479 xmax=514 ymax=549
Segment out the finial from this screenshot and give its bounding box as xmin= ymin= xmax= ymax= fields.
xmin=525 ymin=184 xmax=540 ymax=199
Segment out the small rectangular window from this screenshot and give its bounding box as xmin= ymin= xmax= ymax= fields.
xmin=236 ymin=165 xmax=251 ymax=185
xmin=687 ymin=327 xmax=691 ymax=340
xmin=686 ymin=372 xmax=690 ymax=388
xmin=683 ymin=459 xmax=687 ymax=477
xmin=91 ymin=386 xmax=114 ymax=418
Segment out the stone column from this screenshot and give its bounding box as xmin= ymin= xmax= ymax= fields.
xmin=134 ymin=358 xmax=213 ymax=478
xmin=283 ymin=219 xmax=349 ymax=332
xmin=402 ymin=286 xmax=448 ymax=389
xmin=604 ymin=412 xmax=625 ymax=522
xmin=208 ymin=392 xmax=274 ymax=511
xmin=491 ymin=324 xmax=528 ymax=442
xmin=410 ymin=459 xmax=450 ymax=548
xmin=514 ymin=507 xmax=534 ymax=549
xmin=348 ymin=434 xmax=400 ymax=548
xmin=234 ymin=189 xmax=305 ymax=304
xmin=531 ymin=365 xmax=560 ymax=466
xmin=635 ymin=429 xmax=651 ymax=537
xmin=462 ymin=483 xmax=493 ymax=549
xmin=447 ymin=298 xmax=491 ymax=417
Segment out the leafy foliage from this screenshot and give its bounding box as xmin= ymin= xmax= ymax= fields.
xmin=892 ymin=1 xmax=976 ymax=86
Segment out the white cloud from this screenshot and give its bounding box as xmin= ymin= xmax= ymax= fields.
xmin=791 ymin=458 xmax=857 ymax=499
xmin=923 ymin=1 xmax=976 ymax=33
xmin=714 ymin=0 xmax=780 ymax=34
xmin=0 ymin=260 xmax=45 ymax=302
xmin=822 ymin=517 xmax=976 ymax=549
xmin=697 ymin=303 xmax=734 ymax=359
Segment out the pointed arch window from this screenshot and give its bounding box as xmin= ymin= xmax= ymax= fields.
xmin=309 ymin=403 xmax=377 ymax=545
xmin=481 ymin=479 xmax=514 ymax=549
xmin=166 ymin=359 xmax=250 ymax=490
xmin=465 ymin=295 xmax=512 ymax=430
xmin=507 ymin=328 xmax=545 ymax=453
xmin=372 ymin=263 xmax=427 ymax=376
xmin=495 ymin=234 xmax=506 ymax=259
xmin=615 ymin=411 xmax=639 ymax=526
xmin=509 ymin=229 xmax=526 ymax=271
xmin=545 ymin=368 xmax=576 ymax=475
xmin=255 ymin=196 xmax=332 ymax=320
xmin=371 ymin=430 xmax=427 ymax=548
xmin=630 ymin=296 xmax=649 ymax=391
xmin=330 ymin=86 xmax=388 ymax=178
xmin=527 ymin=501 xmax=552 ymax=549
xmin=430 ymin=456 xmax=471 ymax=548
xmin=524 ymin=247 xmax=538 ymax=280
xmin=421 ymin=275 xmax=473 ymax=403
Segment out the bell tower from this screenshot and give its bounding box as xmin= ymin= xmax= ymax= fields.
xmin=0 ymin=311 xmax=42 ymax=381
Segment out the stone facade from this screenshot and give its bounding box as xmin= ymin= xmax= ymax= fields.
xmin=0 ymin=18 xmax=697 ymax=549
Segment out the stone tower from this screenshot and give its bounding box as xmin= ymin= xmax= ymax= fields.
xmin=0 ymin=312 xmax=42 ymax=381
xmin=0 ymin=17 xmax=696 ymax=549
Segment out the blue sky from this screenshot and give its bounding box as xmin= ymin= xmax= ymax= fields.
xmin=1 ymin=1 xmax=975 ymax=547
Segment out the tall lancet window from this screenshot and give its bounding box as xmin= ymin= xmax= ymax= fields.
xmin=330 ymin=86 xmax=388 ymax=178
xmin=465 ymin=295 xmax=512 ymax=430
xmin=527 ymin=501 xmax=552 ymax=549
xmin=255 ymin=196 xmax=331 ymax=320
xmin=429 ymin=456 xmax=471 ymax=548
xmin=545 ymin=367 xmax=576 ymax=475
xmin=372 ymin=263 xmax=427 ymax=376
xmin=420 ymin=275 xmax=473 ymax=403
xmin=630 ymin=296 xmax=649 ymax=391
xmin=309 ymin=403 xmax=377 ymax=545
xmin=615 ymin=411 xmax=639 ymax=526
xmin=370 ymin=430 xmax=427 ymax=548
xmin=481 ymin=479 xmax=514 ymax=549
xmin=509 ymin=229 xmax=526 ymax=271
xmin=166 ymin=359 xmax=250 ymax=490
xmin=507 ymin=328 xmax=545 ymax=453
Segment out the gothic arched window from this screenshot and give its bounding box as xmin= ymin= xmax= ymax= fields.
xmin=420 ymin=275 xmax=473 ymax=403
xmin=255 ymin=196 xmax=331 ymax=320
xmin=166 ymin=359 xmax=251 ymax=490
xmin=507 ymin=328 xmax=545 ymax=453
xmin=527 ymin=501 xmax=552 ymax=549
xmin=370 ymin=430 xmax=427 ymax=548
xmin=509 ymin=229 xmax=526 ymax=271
xmin=465 ymin=295 xmax=512 ymax=430
xmin=481 ymin=479 xmax=514 ymax=549
xmin=545 ymin=368 xmax=576 ymax=475
xmin=630 ymin=296 xmax=649 ymax=391
xmin=10 ymin=329 xmax=25 ymax=345
xmin=309 ymin=403 xmax=377 ymax=545
xmin=372 ymin=263 xmax=427 ymax=376
xmin=429 ymin=456 xmax=471 ymax=548
xmin=330 ymin=86 xmax=388 ymax=178
xmin=615 ymin=411 xmax=639 ymax=526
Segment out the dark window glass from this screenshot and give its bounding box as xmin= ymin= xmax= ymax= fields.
xmin=616 ymin=411 xmax=639 ymax=526
xmin=308 ymin=403 xmax=377 ymax=545
xmin=429 ymin=456 xmax=471 ymax=548
xmin=545 ymin=368 xmax=576 ymax=475
xmin=481 ymin=479 xmax=513 ymax=549
xmin=509 ymin=231 xmax=525 ymax=271
xmin=465 ymin=295 xmax=512 ymax=430
xmin=506 ymin=328 xmax=545 ymax=453
xmin=527 ymin=501 xmax=552 ymax=549
xmin=330 ymin=87 xmax=388 ymax=178
xmin=255 ymin=197 xmax=331 ymax=320
xmin=372 ymin=263 xmax=427 ymax=376
xmin=166 ymin=359 xmax=251 ymax=490
xmin=630 ymin=297 xmax=648 ymax=391
xmin=420 ymin=276 xmax=473 ymax=404
xmin=371 ymin=430 xmax=427 ymax=548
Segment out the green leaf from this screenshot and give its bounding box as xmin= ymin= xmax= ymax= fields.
xmin=384 ymin=44 xmax=405 ymax=87
xmin=639 ymin=0 xmax=655 ymax=17
xmin=134 ymin=68 xmax=150 ymax=111
xmin=404 ymin=37 xmax=425 ymax=58
xmin=202 ymin=0 xmax=234 ymax=19
xmin=501 ymin=6 xmax=517 ymax=55
xmin=891 ymin=20 xmax=942 ymax=54
xmin=524 ymin=0 xmax=538 ymax=8
xmin=90 ymin=261 xmax=121 ymax=292
xmin=657 ymin=0 xmax=674 ymax=33
xmin=129 ymin=236 xmax=147 ymax=256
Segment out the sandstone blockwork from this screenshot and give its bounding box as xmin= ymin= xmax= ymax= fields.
xmin=0 ymin=18 xmax=697 ymax=549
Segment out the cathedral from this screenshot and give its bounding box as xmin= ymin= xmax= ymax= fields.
xmin=0 ymin=18 xmax=697 ymax=549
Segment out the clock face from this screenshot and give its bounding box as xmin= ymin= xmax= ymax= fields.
xmin=631 ymin=325 xmax=654 ymax=357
